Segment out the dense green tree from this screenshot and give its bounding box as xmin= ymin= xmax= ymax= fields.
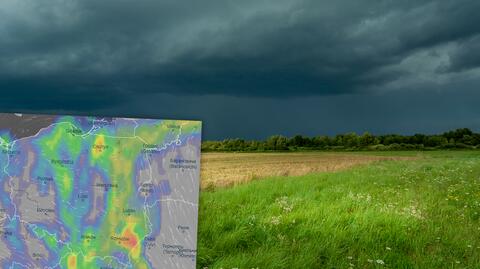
xmin=424 ymin=136 xmax=447 ymax=147
xmin=266 ymin=135 xmax=288 ymax=150
xmin=289 ymin=135 xmax=306 ymax=147
xmin=343 ymin=132 xmax=359 ymax=148
xmin=359 ymin=132 xmax=375 ymax=146
xmin=443 ymin=128 xmax=473 ymax=142
xmin=201 ymin=128 xmax=479 ymax=152
xmin=312 ymin=136 xmax=331 ymax=148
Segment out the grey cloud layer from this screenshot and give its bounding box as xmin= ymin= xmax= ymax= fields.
xmin=1 ymin=0 xmax=480 ymax=101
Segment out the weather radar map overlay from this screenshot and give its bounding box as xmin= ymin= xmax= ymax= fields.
xmin=0 ymin=113 xmax=202 ymax=269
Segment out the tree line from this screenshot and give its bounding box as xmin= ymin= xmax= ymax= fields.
xmin=202 ymin=128 xmax=480 ymax=152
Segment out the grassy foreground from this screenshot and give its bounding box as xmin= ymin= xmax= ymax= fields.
xmin=197 ymin=151 xmax=480 ymax=268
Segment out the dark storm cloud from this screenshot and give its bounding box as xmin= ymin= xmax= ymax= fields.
xmin=0 ymin=78 xmax=128 ymax=110
xmin=107 ymin=79 xmax=480 ymax=139
xmin=1 ymin=0 xmax=480 ymax=138
xmin=1 ymin=0 xmax=480 ymax=102
xmin=444 ymin=35 xmax=480 ymax=72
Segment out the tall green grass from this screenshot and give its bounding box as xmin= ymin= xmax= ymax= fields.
xmin=197 ymin=151 xmax=480 ymax=268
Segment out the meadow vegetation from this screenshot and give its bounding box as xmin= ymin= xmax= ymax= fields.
xmin=197 ymin=151 xmax=480 ymax=268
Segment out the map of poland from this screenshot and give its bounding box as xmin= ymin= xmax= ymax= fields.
xmin=0 ymin=113 xmax=202 ymax=269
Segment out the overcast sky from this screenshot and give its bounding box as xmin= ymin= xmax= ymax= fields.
xmin=1 ymin=0 xmax=479 ymax=139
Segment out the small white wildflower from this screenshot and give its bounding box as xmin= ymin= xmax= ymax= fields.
xmin=347 ymin=256 xmax=353 ymax=260
xmin=376 ymin=259 xmax=385 ymax=265
xmin=386 ymin=247 xmax=391 ymax=251
xmin=270 ymin=216 xmax=281 ymax=225
xmin=275 ymin=196 xmax=293 ymax=213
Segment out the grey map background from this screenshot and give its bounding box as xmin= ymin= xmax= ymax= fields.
xmin=0 ymin=113 xmax=201 ymax=269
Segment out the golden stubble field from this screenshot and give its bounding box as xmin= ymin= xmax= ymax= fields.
xmin=200 ymin=152 xmax=416 ymax=189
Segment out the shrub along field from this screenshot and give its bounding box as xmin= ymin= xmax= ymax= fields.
xmin=201 ymin=128 xmax=480 ymax=152
xmin=197 ymin=151 xmax=480 ymax=268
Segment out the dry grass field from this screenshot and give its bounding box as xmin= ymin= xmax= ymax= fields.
xmin=200 ymin=152 xmax=416 ymax=189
